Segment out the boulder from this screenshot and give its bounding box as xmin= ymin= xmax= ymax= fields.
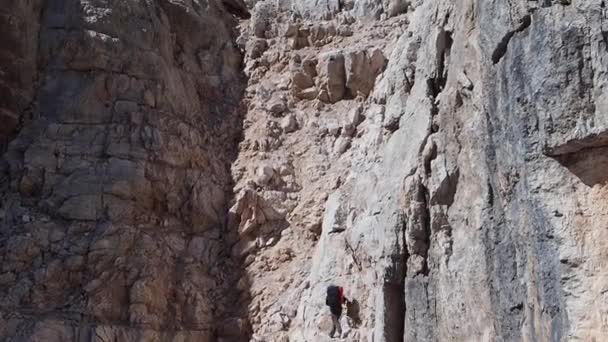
xmin=292 ymin=71 xmax=315 ymax=89
xmin=281 ymin=114 xmax=298 ymax=133
xmin=318 ymin=52 xmax=346 ymax=103
xmin=267 ymin=99 xmax=287 ymax=115
xmin=296 ymin=87 xmax=319 ymax=100
xmin=291 ymin=57 xmax=318 ymax=90
xmin=345 ymin=48 xmax=387 ymax=97
xmin=247 ymin=38 xmax=269 ymax=59
xmin=255 ymin=164 xmax=275 ymax=186
xmin=334 ymin=136 xmax=352 ymax=154
xmin=347 ymin=105 xmax=363 ymax=127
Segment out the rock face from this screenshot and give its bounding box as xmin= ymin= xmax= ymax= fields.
xmin=235 ymin=0 xmax=608 ymax=341
xmin=3 ymin=0 xmax=608 ymax=342
xmin=0 ymin=0 xmax=248 ymax=341
xmin=0 ymin=1 xmax=43 ymax=148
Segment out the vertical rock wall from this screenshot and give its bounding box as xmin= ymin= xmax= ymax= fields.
xmin=1 ymin=0 xmax=608 ymax=341
xmin=235 ymin=0 xmax=608 ymax=341
xmin=0 ymin=0 xmax=43 ymax=148
xmin=0 ymin=0 xmax=248 ymax=340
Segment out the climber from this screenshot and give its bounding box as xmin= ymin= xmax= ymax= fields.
xmin=326 ymin=285 xmax=348 ymax=338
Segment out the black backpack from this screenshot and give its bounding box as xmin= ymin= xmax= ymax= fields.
xmin=326 ymin=285 xmax=340 ymax=307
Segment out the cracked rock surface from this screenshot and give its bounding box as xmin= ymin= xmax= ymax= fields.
xmin=2 ymin=0 xmax=608 ymax=341
xmin=235 ymin=0 xmax=608 ymax=341
xmin=0 ymin=0 xmax=248 ymax=340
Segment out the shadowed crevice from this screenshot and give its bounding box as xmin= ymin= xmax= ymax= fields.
xmin=492 ymin=15 xmax=531 ymax=64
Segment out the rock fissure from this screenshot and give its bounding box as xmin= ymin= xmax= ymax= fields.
xmin=491 ymin=14 xmax=532 ymax=64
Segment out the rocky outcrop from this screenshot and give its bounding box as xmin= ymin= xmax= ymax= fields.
xmin=3 ymin=0 xmax=608 ymax=341
xmin=235 ymin=0 xmax=608 ymax=341
xmin=0 ymin=0 xmax=248 ymax=341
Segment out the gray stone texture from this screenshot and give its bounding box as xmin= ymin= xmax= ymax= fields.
xmin=2 ymin=0 xmax=608 ymax=341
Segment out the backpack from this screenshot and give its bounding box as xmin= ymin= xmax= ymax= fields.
xmin=326 ymin=285 xmax=342 ymax=307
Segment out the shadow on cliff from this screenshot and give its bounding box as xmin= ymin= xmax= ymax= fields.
xmin=211 ymin=40 xmax=256 ymax=341
xmin=553 ymin=146 xmax=608 ymax=187
xmin=346 ymin=299 xmax=362 ymax=327
xmin=214 ymin=91 xmax=253 ymax=342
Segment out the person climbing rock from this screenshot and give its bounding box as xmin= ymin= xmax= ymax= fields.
xmin=326 ymin=285 xmax=348 ymax=338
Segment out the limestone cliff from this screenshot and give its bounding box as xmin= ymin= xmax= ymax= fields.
xmin=0 ymin=0 xmax=248 ymax=340
xmin=1 ymin=0 xmax=608 ymax=342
